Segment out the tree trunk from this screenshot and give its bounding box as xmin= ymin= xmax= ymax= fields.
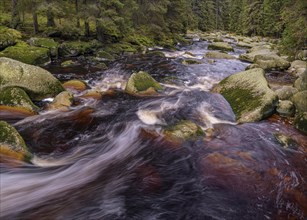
xmin=46 ymin=0 xmax=55 ymax=27
xmin=11 ymin=0 xmax=20 ymax=29
xmin=84 ymin=19 xmax=90 ymax=37
xmin=75 ymin=0 xmax=80 ymax=28
xmin=32 ymin=11 xmax=39 ymax=34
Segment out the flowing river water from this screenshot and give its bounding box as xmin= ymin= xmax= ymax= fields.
xmin=0 ymin=40 xmax=306 ymax=220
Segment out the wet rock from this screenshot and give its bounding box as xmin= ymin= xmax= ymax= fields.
xmin=60 ymin=60 xmax=78 ymax=67
xmin=205 ymin=51 xmax=235 ymax=59
xmin=237 ymin=41 xmax=254 ymax=48
xmin=0 ymin=87 xmax=39 ymax=115
xmin=62 ymin=79 xmax=89 ymax=91
xmin=28 ymin=37 xmax=59 ymax=57
xmin=294 ymin=69 xmax=307 ymax=91
xmin=276 ymin=100 xmax=295 ymax=117
xmin=291 ymin=91 xmax=307 ymax=112
xmin=0 ymin=41 xmax=50 ymax=65
xmin=208 ymin=42 xmax=234 ymax=52
xmin=47 ymin=91 xmax=74 ymax=110
xmin=0 ymin=26 xmax=22 ymax=50
xmin=275 ymin=86 xmax=298 ymax=100
xmin=274 ymin=133 xmax=299 ymax=150
xmin=0 ymin=57 xmax=64 ymax=100
xmin=0 ymin=121 xmax=31 ymax=161
xmin=288 ymin=60 xmax=306 ymax=77
xmin=295 ymin=50 xmax=307 ymax=61
xmin=254 ymin=54 xmax=290 ymax=70
xmin=245 ymin=64 xmax=260 ymax=70
xmin=213 ymin=68 xmax=278 ymax=123
xmin=294 ymin=112 xmax=307 ymax=134
xmin=164 ymin=120 xmax=203 ymax=141
xmin=95 ymin=50 xmax=115 ymax=61
xmin=79 ymin=90 xmax=103 ymax=100
xmin=125 ymin=71 xmax=162 ymax=96
xmin=182 ymin=59 xmax=202 ymax=65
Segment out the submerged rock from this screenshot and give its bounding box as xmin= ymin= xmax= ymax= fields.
xmin=276 ymin=100 xmax=295 ymax=117
xmin=0 ymin=41 xmax=50 ymax=65
xmin=274 ymin=133 xmax=299 ymax=150
xmin=125 ymin=71 xmax=162 ymax=96
xmin=208 ymin=42 xmax=234 ymax=52
xmin=0 ymin=26 xmax=22 ymax=50
xmin=254 ymin=54 xmax=290 ymax=70
xmin=0 ymin=121 xmax=31 ymax=161
xmin=213 ymin=68 xmax=278 ymax=123
xmin=0 ymin=57 xmax=64 ymax=100
xmin=294 ymin=112 xmax=307 ymax=134
xmin=164 ymin=120 xmax=203 ymax=141
xmin=62 ymin=79 xmax=89 ymax=91
xmin=182 ymin=59 xmax=202 ymax=65
xmin=47 ymin=91 xmax=74 ymax=110
xmin=0 ymin=87 xmax=39 ymax=115
xmin=205 ymin=51 xmax=235 ymax=59
xmin=291 ymin=91 xmax=307 ymax=113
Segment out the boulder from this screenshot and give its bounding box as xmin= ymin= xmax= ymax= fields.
xmin=164 ymin=120 xmax=203 ymax=141
xmin=275 ymin=86 xmax=298 ymax=100
xmin=254 ymin=54 xmax=290 ymax=70
xmin=125 ymin=71 xmax=162 ymax=96
xmin=239 ymin=45 xmax=276 ymax=63
xmin=237 ymin=41 xmax=254 ymax=48
xmin=59 ymin=40 xmax=101 ymax=57
xmin=288 ymin=60 xmax=306 ymax=77
xmin=0 ymin=87 xmax=39 ymax=115
xmin=295 ymin=50 xmax=307 ymax=61
xmin=62 ymin=79 xmax=89 ymax=91
xmin=95 ymin=50 xmax=115 ymax=61
xmin=0 ymin=41 xmax=50 ymax=65
xmin=47 ymin=91 xmax=74 ymax=110
xmin=0 ymin=121 xmax=31 ymax=161
xmin=291 ymin=91 xmax=307 ymax=112
xmin=205 ymin=51 xmax=236 ymax=59
xmin=294 ymin=112 xmax=307 ymax=134
xmin=60 ymin=60 xmax=78 ymax=67
xmin=245 ymin=64 xmax=260 ymax=70
xmin=294 ymin=69 xmax=307 ymax=91
xmin=0 ymin=57 xmax=64 ymax=100
xmin=28 ymin=37 xmax=59 ymax=57
xmin=276 ymin=100 xmax=295 ymax=117
xmin=208 ymin=42 xmax=234 ymax=52
xmin=213 ymin=68 xmax=278 ymax=123
xmin=0 ymin=26 xmax=22 ymax=50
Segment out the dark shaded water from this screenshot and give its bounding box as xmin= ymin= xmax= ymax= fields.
xmin=0 ymin=40 xmax=306 ymax=220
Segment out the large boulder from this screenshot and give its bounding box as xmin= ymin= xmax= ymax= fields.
xmin=0 ymin=121 xmax=32 ymax=161
xmin=28 ymin=37 xmax=59 ymax=58
xmin=239 ymin=45 xmax=276 ymax=63
xmin=0 ymin=87 xmax=39 ymax=115
xmin=275 ymin=86 xmax=298 ymax=100
xmin=288 ymin=60 xmax=306 ymax=77
xmin=0 ymin=26 xmax=22 ymax=50
xmin=294 ymin=69 xmax=307 ymax=91
xmin=291 ymin=91 xmax=307 ymax=113
xmin=208 ymin=42 xmax=234 ymax=52
xmin=0 ymin=57 xmax=64 ymax=100
xmin=213 ymin=68 xmax=278 ymax=123
xmin=0 ymin=41 xmax=50 ymax=65
xmin=125 ymin=71 xmax=162 ymax=95
xmin=294 ymin=112 xmax=307 ymax=134
xmin=205 ymin=51 xmax=236 ymax=59
xmin=254 ymin=54 xmax=290 ymax=70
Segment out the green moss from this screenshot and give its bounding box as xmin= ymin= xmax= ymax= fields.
xmin=0 ymin=87 xmax=39 ymax=112
xmin=0 ymin=41 xmax=50 ymax=65
xmin=103 ymin=42 xmax=137 ymax=56
xmin=126 ymin=71 xmax=162 ymax=94
xmin=0 ymin=26 xmax=22 ymax=50
xmin=208 ymin=42 xmax=234 ymax=52
xmin=164 ymin=120 xmax=204 ymax=140
xmin=96 ymin=50 xmax=115 ymax=60
xmin=29 ymin=37 xmax=58 ymax=49
xmin=59 ymin=40 xmax=101 ymax=57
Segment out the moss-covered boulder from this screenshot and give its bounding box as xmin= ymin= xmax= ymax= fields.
xmin=294 ymin=112 xmax=307 ymax=134
xmin=275 ymin=86 xmax=298 ymax=100
xmin=0 ymin=121 xmax=31 ymax=161
xmin=294 ymin=69 xmax=307 ymax=91
xmin=0 ymin=26 xmax=22 ymax=50
xmin=254 ymin=54 xmax=290 ymax=70
xmin=47 ymin=91 xmax=74 ymax=110
xmin=208 ymin=42 xmax=234 ymax=52
xmin=245 ymin=64 xmax=260 ymax=70
xmin=0 ymin=41 xmax=50 ymax=65
xmin=288 ymin=60 xmax=306 ymax=77
xmin=95 ymin=50 xmax=115 ymax=61
xmin=28 ymin=37 xmax=59 ymax=57
xmin=239 ymin=45 xmax=276 ymax=63
xmin=59 ymin=40 xmax=101 ymax=57
xmin=62 ymin=79 xmax=89 ymax=91
xmin=205 ymin=51 xmax=235 ymax=59
xmin=164 ymin=120 xmax=203 ymax=141
xmin=276 ymin=100 xmax=295 ymax=117
xmin=125 ymin=71 xmax=162 ymax=96
xmin=0 ymin=57 xmax=64 ymax=100
xmin=237 ymin=41 xmax=254 ymax=48
xmin=291 ymin=91 xmax=307 ymax=113
xmin=213 ymin=68 xmax=278 ymax=123
xmin=0 ymin=87 xmax=39 ymax=115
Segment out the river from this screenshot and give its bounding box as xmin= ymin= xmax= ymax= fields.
xmin=0 ymin=39 xmax=306 ymax=219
